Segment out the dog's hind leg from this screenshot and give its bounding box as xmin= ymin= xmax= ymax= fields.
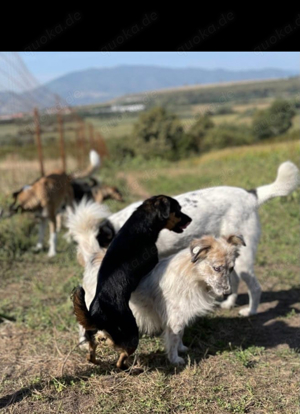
xmin=34 ymin=217 xmax=47 ymax=252
xmin=85 ymin=330 xmax=101 ymax=365
xmin=234 ymin=247 xmax=261 ymax=316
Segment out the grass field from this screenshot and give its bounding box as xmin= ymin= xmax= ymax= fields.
xmin=0 ymin=140 xmax=299 ymax=413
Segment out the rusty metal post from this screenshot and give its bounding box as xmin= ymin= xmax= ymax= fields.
xmin=33 ymin=107 xmax=44 ymax=176
xmin=75 ymin=126 xmax=82 ymax=169
xmin=57 ymin=109 xmax=66 ymax=171
xmin=88 ymin=123 xmax=95 ymax=150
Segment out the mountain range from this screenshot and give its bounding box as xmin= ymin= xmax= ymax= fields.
xmin=0 ymin=65 xmax=298 ymax=114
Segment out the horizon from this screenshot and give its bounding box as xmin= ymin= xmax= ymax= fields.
xmin=19 ymin=52 xmax=299 ymax=84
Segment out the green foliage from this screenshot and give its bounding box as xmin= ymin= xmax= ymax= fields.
xmin=214 ymin=105 xmax=235 ymax=115
xmin=131 ymin=107 xmax=186 ymax=160
xmin=201 ymin=123 xmax=253 ymax=152
xmin=252 ymin=99 xmax=295 ymax=140
xmin=186 ymin=114 xmax=215 ymax=153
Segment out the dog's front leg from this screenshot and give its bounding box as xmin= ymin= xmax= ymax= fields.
xmin=48 ymin=215 xmax=57 ymax=257
xmin=164 ymin=327 xmax=185 ymax=365
xmin=177 ymin=330 xmax=188 ymax=354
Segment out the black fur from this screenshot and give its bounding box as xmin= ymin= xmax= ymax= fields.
xmin=96 ymin=219 xmax=116 ymax=248
xmin=247 ymin=188 xmax=258 ymax=197
xmin=86 ymin=195 xmax=192 ymax=354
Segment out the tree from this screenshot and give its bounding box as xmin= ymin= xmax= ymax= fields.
xmin=186 ymin=113 xmax=214 ymax=153
xmin=252 ymin=99 xmax=295 ymax=140
xmin=132 ymin=107 xmax=185 ymax=160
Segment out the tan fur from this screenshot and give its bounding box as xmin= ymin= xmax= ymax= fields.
xmin=72 ymin=287 xmax=96 ymax=331
xmin=165 ymin=212 xmax=181 ymax=230
xmin=92 ymin=185 xmax=124 ymax=203
xmin=10 ymin=153 xmax=100 ymax=256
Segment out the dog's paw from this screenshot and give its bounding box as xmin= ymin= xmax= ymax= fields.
xmin=170 ymin=356 xmax=185 ymax=365
xmin=178 ymin=344 xmax=189 ymax=353
xmin=78 ymin=340 xmax=89 ymax=351
xmin=33 ymin=243 xmax=43 ymax=253
xmin=220 ymin=300 xmax=235 ymax=310
xmin=48 ymin=251 xmax=56 ymax=258
xmin=239 ymin=307 xmax=257 ymax=317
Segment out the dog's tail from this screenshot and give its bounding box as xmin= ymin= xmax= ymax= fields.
xmin=66 ymin=198 xmax=111 ymax=265
xmin=70 ymin=150 xmax=101 ymax=180
xmin=255 ymin=161 xmax=300 ymax=206
xmin=71 ymin=286 xmax=96 ymax=330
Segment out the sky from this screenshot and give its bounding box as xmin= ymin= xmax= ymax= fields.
xmin=19 ymin=52 xmax=299 ymax=84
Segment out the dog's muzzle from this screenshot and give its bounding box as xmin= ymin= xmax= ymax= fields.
xmin=175 ymin=212 xmax=192 ymax=233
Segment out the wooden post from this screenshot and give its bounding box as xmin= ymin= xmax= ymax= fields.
xmin=33 ymin=107 xmax=44 ymax=176
xmin=57 ymin=109 xmax=66 ymax=171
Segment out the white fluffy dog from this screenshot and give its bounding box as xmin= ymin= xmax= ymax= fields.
xmin=67 ymin=200 xmax=245 ymax=365
xmin=96 ymin=161 xmax=299 ymax=316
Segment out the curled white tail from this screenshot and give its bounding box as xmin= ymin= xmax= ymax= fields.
xmin=66 ymin=198 xmax=110 ymax=264
xmin=71 ymin=150 xmax=101 ymax=180
xmin=256 ymin=161 xmax=300 ymax=206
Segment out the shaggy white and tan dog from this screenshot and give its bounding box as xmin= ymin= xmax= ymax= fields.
xmin=67 ymin=200 xmax=245 ymax=365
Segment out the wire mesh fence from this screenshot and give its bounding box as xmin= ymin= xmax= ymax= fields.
xmin=0 ymin=52 xmax=108 ymax=191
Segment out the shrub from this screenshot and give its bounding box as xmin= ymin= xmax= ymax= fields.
xmin=252 ymin=99 xmax=295 ymax=140
xmin=214 ymin=105 xmax=235 ymax=115
xmin=201 ymin=123 xmax=254 ymax=152
xmin=186 ymin=114 xmax=215 ymax=153
xmin=132 ymin=107 xmax=185 ymax=160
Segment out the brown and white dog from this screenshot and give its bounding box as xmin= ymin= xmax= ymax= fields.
xmin=8 ymin=150 xmax=101 ymax=257
xmin=67 ymin=199 xmax=244 ymax=365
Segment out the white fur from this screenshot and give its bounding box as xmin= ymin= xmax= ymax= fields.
xmin=89 ymin=150 xmax=101 ymax=169
xmin=66 ymin=199 xmax=110 ymax=260
xmin=103 ymin=161 xmax=299 ymax=315
xmin=256 ymin=161 xmax=300 ymax=205
xmin=67 ymin=200 xmax=241 ymax=365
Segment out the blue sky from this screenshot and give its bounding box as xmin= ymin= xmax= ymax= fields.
xmin=19 ymin=52 xmax=300 ymax=84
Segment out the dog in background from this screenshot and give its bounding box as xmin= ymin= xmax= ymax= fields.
xmin=57 ymin=177 xmax=123 ymax=236
xmin=68 ymin=199 xmax=244 ymax=365
xmin=95 ymin=161 xmax=300 ymax=316
xmin=72 ymin=177 xmax=124 ymax=204
xmin=70 ymin=196 xmax=191 ymax=369
xmin=8 ymin=150 xmax=100 ymax=257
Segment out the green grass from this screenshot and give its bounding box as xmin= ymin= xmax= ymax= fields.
xmin=0 ymin=140 xmax=299 ymax=413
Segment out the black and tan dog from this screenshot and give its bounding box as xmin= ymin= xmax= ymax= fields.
xmin=72 ymin=195 xmax=192 ymax=369
xmin=72 ymin=177 xmax=124 ymax=204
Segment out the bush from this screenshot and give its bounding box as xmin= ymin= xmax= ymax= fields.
xmin=132 ymin=107 xmax=185 ymax=160
xmin=214 ymin=105 xmax=235 ymax=115
xmin=106 ymin=135 xmax=136 ymax=165
xmin=186 ymin=114 xmax=214 ymax=153
xmin=252 ymin=99 xmax=295 ymax=140
xmin=201 ymin=123 xmax=254 ymax=152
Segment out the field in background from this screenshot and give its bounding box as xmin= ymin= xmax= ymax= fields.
xmin=0 ymin=141 xmax=299 ymax=413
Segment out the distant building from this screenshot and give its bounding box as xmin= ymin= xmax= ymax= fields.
xmin=110 ymin=104 xmax=145 ymax=113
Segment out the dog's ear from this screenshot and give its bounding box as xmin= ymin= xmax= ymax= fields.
xmin=190 ymin=236 xmax=214 ymax=263
xmin=154 ymin=196 xmax=170 ymax=220
xmin=224 ymin=234 xmax=246 ymax=247
xmin=96 ymin=221 xmax=115 ymax=247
